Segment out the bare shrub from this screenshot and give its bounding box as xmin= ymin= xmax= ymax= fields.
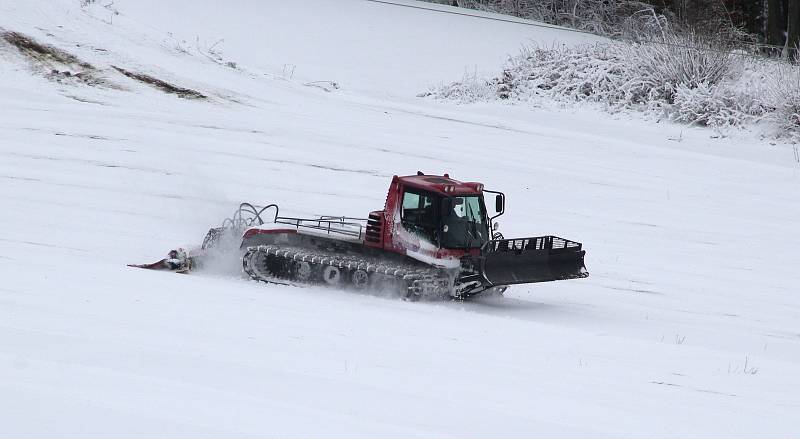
xmin=429 ymin=0 xmax=762 ymax=48
xmin=765 ymin=64 xmax=800 ymax=135
xmin=436 ymin=0 xmax=657 ymax=36
xmin=425 ymin=29 xmax=800 ymax=137
xmin=672 ymin=82 xmax=742 ymax=126
xmin=620 ymin=32 xmax=735 ymax=104
xmin=498 ymin=44 xmax=628 ymax=104
xmin=419 ymin=72 xmax=495 ymax=103
xmin=488 ymin=32 xmax=735 ymax=109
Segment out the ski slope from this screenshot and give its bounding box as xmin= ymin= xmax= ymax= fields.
xmin=1 ymin=1 xmax=799 ymax=437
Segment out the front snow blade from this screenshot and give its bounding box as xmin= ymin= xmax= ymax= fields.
xmin=480 ymin=236 xmax=588 ymax=286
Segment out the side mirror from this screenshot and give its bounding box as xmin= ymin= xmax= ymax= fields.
xmin=495 ymin=194 xmax=504 ymax=213
xmin=440 ymin=198 xmax=453 ymax=217
xmin=493 ymin=222 xmax=500 ymax=231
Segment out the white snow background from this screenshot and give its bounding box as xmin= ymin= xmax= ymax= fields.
xmin=1 ymin=0 xmax=799 ymax=437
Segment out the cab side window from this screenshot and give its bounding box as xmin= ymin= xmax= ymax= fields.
xmin=401 ymin=189 xmax=437 ymax=243
xmin=402 ymin=191 xmax=420 ymax=212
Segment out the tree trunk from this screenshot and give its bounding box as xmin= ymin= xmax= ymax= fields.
xmin=743 ymin=0 xmax=765 ymax=37
xmin=787 ymin=0 xmax=800 ymax=60
xmin=767 ymin=0 xmax=785 ymax=52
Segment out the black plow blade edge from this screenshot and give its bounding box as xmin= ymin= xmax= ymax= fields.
xmin=480 ymin=236 xmax=589 ymax=286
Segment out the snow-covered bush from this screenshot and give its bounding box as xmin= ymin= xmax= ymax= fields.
xmin=425 ymin=32 xmax=800 ymax=137
xmin=498 ymin=44 xmax=628 ymax=104
xmin=420 ymin=72 xmax=495 ymax=103
xmin=765 ymin=64 xmax=800 ymax=136
xmin=620 ymin=32 xmax=734 ymax=103
xmin=489 ymin=32 xmax=737 ymax=111
xmin=671 ymin=82 xmax=741 ymax=127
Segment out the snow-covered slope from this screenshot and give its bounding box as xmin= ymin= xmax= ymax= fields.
xmin=1 ymin=1 xmax=799 ymax=438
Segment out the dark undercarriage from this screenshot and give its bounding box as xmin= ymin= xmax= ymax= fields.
xmin=238 ymin=229 xmax=588 ymax=300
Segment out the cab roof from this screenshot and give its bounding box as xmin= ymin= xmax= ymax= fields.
xmin=397 ymin=173 xmax=483 ymax=196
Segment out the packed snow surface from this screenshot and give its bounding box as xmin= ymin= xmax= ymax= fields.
xmin=1 ymin=1 xmax=799 ymax=438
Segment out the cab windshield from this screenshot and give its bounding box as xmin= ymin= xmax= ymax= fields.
xmin=400 ymin=190 xmax=488 ymax=249
xmin=440 ymin=196 xmax=487 ymax=249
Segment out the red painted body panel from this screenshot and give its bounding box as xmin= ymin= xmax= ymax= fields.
xmin=396 ymin=174 xmax=483 ymax=197
xmin=242 ymin=228 xmax=298 ymax=239
xmin=372 ymin=174 xmax=482 ymax=260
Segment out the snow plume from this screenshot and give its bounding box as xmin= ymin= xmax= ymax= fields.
xmin=178 ymin=225 xmax=248 ymax=278
xmin=425 ymin=36 xmax=800 ymax=138
xmin=200 ymin=249 xmax=244 ymax=277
